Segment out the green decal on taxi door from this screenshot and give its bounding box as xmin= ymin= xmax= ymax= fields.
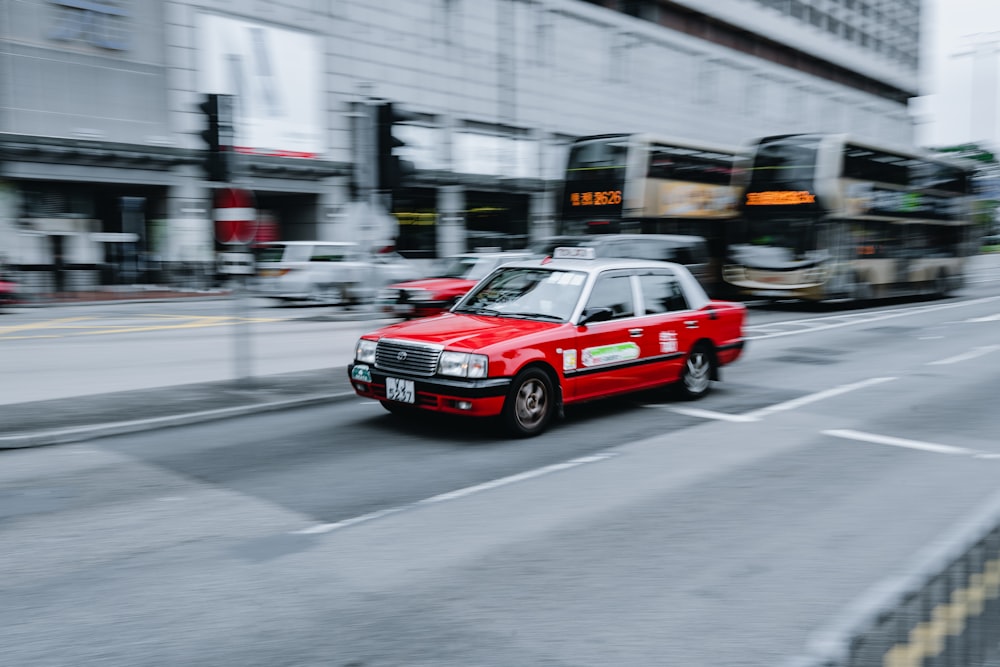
xmin=581 ymin=342 xmax=640 ymax=367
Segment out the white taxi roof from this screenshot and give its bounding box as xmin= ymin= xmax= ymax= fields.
xmin=495 ymin=251 xmax=711 ymax=309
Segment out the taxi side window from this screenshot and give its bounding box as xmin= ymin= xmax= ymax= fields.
xmin=638 ymin=272 xmax=689 ymax=314
xmin=585 ymin=274 xmax=635 ymax=319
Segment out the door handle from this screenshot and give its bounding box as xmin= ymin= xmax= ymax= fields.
xmin=628 ymin=328 xmax=643 ymax=337
xmin=684 ymin=320 xmax=699 ymax=329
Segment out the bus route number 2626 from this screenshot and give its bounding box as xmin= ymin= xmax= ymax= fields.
xmin=571 ymin=190 xmax=623 ymax=207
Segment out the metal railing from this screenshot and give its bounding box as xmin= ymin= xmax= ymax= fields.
xmin=788 ymin=490 xmax=1000 ymax=667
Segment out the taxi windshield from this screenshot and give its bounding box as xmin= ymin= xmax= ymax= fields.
xmin=455 ymin=267 xmax=586 ymax=322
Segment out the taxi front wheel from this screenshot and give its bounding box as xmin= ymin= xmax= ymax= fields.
xmin=503 ymin=367 xmax=554 ymax=438
xmin=677 ymin=344 xmax=715 ymax=400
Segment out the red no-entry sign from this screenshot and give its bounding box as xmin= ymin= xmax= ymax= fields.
xmin=214 ymin=187 xmax=257 ymax=245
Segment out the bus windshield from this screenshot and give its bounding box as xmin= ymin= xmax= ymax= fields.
xmin=748 ymin=135 xmax=820 ymax=192
xmin=561 ymin=136 xmax=629 ymax=231
xmin=565 ymin=136 xmax=629 ymax=182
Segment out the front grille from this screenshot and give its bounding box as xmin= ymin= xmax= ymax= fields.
xmin=375 ymin=339 xmax=442 ymax=377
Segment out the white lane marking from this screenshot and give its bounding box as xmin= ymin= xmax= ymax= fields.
xmin=293 ymin=507 xmax=406 ymax=535
xmin=966 ymin=313 xmax=1000 ymax=322
xmin=650 ymin=376 xmax=897 ymax=423
xmin=291 ymin=452 xmax=618 ymax=536
xmin=927 ymin=345 xmax=1000 ymax=366
xmin=743 ymin=376 xmax=897 ymax=420
xmin=421 ymin=454 xmax=616 ymax=504
xmin=663 ymin=406 xmax=758 ymax=422
xmin=746 ymin=295 xmax=1000 ymax=341
xmin=823 ymin=429 xmax=977 ymax=457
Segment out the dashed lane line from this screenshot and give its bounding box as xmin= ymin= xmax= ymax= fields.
xmin=291 ymin=452 xmax=619 ymax=536
xmin=926 ymin=344 xmax=1000 ymax=366
xmin=822 ymin=429 xmax=997 ymax=459
xmin=652 ymin=376 xmax=898 ymax=422
xmin=745 ymin=295 xmax=1000 ymax=341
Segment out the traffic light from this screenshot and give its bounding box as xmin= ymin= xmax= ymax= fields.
xmin=375 ymin=102 xmax=416 ymax=191
xmin=198 ymin=93 xmax=234 ymax=182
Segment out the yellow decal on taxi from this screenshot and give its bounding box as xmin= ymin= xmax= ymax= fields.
xmin=582 ymin=342 xmax=640 ymax=367
xmin=562 ymin=349 xmax=578 ymax=371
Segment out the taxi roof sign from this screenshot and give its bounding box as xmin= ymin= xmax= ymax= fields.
xmin=553 ymin=246 xmax=596 ymax=260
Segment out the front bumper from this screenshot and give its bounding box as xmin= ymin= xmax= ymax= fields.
xmin=347 ymin=363 xmax=512 ymax=416
xmin=376 ymin=298 xmax=451 ymax=318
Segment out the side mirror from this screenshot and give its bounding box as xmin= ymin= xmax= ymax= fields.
xmin=579 ymin=306 xmax=614 ymax=326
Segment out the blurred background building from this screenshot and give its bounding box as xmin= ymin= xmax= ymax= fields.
xmin=0 ymin=0 xmax=921 ymax=292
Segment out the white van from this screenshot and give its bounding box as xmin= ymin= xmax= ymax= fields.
xmin=251 ymin=241 xmax=421 ymax=305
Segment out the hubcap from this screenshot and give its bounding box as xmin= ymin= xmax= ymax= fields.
xmin=516 ymin=379 xmax=547 ymax=428
xmin=685 ymin=353 xmax=710 ymax=394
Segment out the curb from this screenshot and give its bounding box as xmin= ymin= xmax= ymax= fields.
xmin=0 ymin=390 xmax=358 ymax=450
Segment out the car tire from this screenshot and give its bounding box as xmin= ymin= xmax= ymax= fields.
xmin=502 ymin=367 xmax=555 ymax=438
xmin=676 ymin=343 xmax=715 ymax=400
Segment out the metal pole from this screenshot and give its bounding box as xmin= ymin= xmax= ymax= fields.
xmin=231 ymin=271 xmax=253 ymax=387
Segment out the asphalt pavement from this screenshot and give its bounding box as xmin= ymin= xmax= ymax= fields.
xmin=0 ymin=290 xmax=373 ymax=449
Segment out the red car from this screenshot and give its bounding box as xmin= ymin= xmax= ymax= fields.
xmin=349 ymin=248 xmax=747 ymax=437
xmin=375 ymin=251 xmax=536 ymax=319
xmin=0 ymin=270 xmax=19 ymax=308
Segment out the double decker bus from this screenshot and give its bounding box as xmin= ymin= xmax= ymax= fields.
xmin=723 ymin=133 xmax=978 ymax=302
xmin=558 ymin=133 xmax=741 ymax=268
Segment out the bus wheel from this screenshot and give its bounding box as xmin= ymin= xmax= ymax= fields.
xmin=677 ymin=343 xmax=715 ymax=400
xmin=849 ymin=273 xmax=873 ymax=302
xmin=502 ymin=367 xmax=555 ymax=438
xmin=934 ymin=271 xmax=951 ymax=297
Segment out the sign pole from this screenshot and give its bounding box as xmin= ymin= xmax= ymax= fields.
xmin=232 ymin=267 xmax=253 ymax=388
xmin=213 ymin=187 xmax=258 ymax=388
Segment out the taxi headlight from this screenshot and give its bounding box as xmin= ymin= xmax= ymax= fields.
xmin=355 ymin=338 xmax=377 ymax=364
xmin=438 ymin=351 xmax=488 ymax=378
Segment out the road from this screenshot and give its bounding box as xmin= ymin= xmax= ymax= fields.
xmin=1 ymin=258 xmax=999 ymax=665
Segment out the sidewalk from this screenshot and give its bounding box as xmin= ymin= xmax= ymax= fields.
xmin=15 ymin=285 xmax=230 ymax=306
xmin=1 ymin=285 xmax=380 ymax=449
xmin=0 ymin=366 xmax=359 ymax=450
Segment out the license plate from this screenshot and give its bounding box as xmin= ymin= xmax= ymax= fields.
xmin=386 ymin=377 xmax=415 ymax=403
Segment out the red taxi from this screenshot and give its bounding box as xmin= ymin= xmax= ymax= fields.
xmin=376 ymin=251 xmax=536 ymax=319
xmin=348 ymin=248 xmax=747 ymax=437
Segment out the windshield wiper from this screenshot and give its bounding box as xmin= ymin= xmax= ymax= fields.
xmin=454 ymin=306 xmax=502 ymax=316
xmin=500 ymin=312 xmax=564 ymax=321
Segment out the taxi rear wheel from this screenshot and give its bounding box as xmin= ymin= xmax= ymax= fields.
xmin=677 ymin=344 xmax=714 ymax=400
xmin=502 ymin=367 xmax=554 ymax=438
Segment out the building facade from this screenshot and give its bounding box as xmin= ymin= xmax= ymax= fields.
xmin=0 ymin=0 xmax=921 ymax=292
